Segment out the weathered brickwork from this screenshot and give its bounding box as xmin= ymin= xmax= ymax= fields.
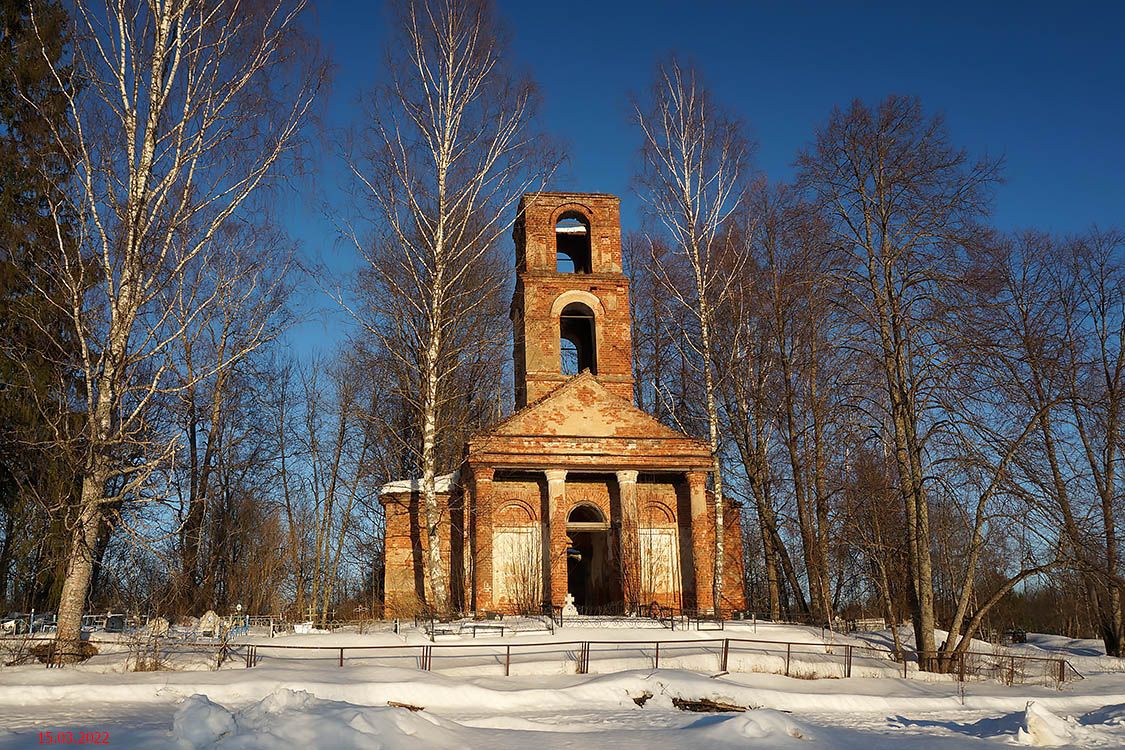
xmin=380 ymin=191 xmax=747 ymax=618
xmin=382 ymin=491 xmax=457 ymax=616
xmin=512 ymin=193 xmax=633 ymax=406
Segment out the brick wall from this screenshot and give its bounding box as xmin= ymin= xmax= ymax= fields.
xmin=511 ymin=192 xmax=633 ymax=406
xmin=382 ymin=490 xmax=457 ymax=617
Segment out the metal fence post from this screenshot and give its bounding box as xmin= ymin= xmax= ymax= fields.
xmin=845 ymin=645 xmax=852 ymax=678
xmin=785 ymin=643 xmax=791 ymax=677
xmin=339 ymin=647 xmax=344 ymax=667
xmin=655 ymin=642 xmax=660 ymax=670
xmin=721 ymin=639 xmax=729 ymax=672
xmin=505 ymin=645 xmax=510 ymax=677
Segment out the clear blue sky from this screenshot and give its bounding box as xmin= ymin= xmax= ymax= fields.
xmin=284 ymin=0 xmax=1125 ymax=357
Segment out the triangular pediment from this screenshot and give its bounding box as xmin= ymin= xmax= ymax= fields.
xmin=488 ymin=372 xmax=691 ymax=440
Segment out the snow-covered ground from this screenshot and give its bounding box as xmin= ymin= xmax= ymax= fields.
xmin=1 ymin=622 xmax=1123 ymax=748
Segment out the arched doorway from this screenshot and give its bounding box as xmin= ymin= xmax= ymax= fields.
xmin=566 ymin=504 xmax=614 ymax=612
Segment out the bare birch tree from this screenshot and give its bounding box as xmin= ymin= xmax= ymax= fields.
xmin=22 ymin=0 xmax=323 ymax=653
xmin=341 ymin=0 xmax=557 ymax=613
xmin=634 ymin=57 xmax=750 ymax=612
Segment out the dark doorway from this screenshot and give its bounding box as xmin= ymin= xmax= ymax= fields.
xmin=565 ymin=505 xmax=615 ymax=612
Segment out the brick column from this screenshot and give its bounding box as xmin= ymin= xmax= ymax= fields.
xmin=545 ymin=469 xmax=568 ymax=607
xmin=472 ymin=466 xmax=495 ymax=613
xmin=616 ymin=470 xmax=641 ymax=608
xmin=686 ymin=470 xmax=714 ymax=614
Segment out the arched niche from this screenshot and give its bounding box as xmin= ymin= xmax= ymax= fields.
xmin=640 ymin=501 xmax=676 ymax=527
xmin=495 ymin=500 xmax=538 ymax=526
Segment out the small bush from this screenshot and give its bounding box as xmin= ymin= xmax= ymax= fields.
xmin=1 ymin=637 xmax=36 ymax=667
xmin=30 ymin=640 xmax=98 ymax=665
xmin=126 ymin=633 xmax=167 ymax=672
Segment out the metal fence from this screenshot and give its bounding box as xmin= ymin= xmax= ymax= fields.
xmin=1 ymin=633 xmax=1079 ymax=687
xmin=234 ymin=636 xmax=1075 ymax=686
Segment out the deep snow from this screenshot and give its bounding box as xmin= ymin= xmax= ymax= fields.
xmin=1 ymin=623 xmax=1122 ymax=748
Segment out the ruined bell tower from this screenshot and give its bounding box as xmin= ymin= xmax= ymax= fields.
xmin=382 ymin=190 xmax=747 ymax=618
xmin=510 ymin=192 xmax=635 ymax=408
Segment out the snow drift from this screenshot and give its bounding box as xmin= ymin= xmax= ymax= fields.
xmin=170 ymin=688 xmax=813 ymax=749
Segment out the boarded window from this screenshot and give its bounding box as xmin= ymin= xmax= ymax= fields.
xmin=492 ymin=526 xmax=542 ymax=610
xmin=639 ymin=527 xmax=680 ymax=600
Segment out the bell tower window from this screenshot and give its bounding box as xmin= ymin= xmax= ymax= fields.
xmin=555 ymin=212 xmax=591 ymax=274
xmin=560 ymin=302 xmax=597 ymax=375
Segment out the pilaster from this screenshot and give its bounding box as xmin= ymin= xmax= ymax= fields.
xmin=616 ymin=470 xmax=641 ymax=607
xmin=686 ymin=470 xmax=714 ymax=614
xmin=544 ymin=469 xmax=568 ymax=607
xmin=471 ymin=466 xmax=495 ymax=613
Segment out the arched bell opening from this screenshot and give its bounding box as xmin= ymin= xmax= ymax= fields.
xmin=560 ymin=302 xmax=597 ymax=376
xmin=555 ymin=212 xmax=592 ymax=273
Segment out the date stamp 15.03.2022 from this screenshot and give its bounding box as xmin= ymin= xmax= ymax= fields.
xmin=37 ymin=731 xmax=110 ymax=745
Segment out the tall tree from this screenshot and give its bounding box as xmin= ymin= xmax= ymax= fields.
xmin=0 ymin=0 xmax=76 ymax=610
xmin=24 ymin=0 xmax=323 ymax=653
xmin=797 ymin=96 xmax=1000 ymax=666
xmin=1067 ymin=231 xmax=1125 ymax=656
xmin=634 ymin=57 xmax=750 ymax=612
xmin=750 ymin=183 xmax=841 ymax=623
xmin=171 ymin=220 xmax=294 ymax=613
xmin=984 ymin=231 xmax=1125 ymax=655
xmin=341 ymin=0 xmax=556 ymax=613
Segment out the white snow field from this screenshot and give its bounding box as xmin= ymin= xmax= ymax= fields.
xmin=1 ymin=621 xmax=1124 ymax=748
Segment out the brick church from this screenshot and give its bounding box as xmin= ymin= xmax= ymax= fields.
xmin=380 ymin=192 xmax=745 ymax=617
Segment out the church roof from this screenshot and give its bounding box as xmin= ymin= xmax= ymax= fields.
xmin=491 ymin=371 xmax=687 ymax=439
xmin=467 ymin=372 xmax=712 ymax=471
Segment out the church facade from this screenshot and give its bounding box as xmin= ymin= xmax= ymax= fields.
xmin=380 ymin=192 xmax=746 ymax=617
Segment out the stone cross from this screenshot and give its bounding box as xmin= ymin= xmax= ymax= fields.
xmin=562 ymin=592 xmax=579 ymax=619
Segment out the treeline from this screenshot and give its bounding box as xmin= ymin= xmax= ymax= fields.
xmin=0 ymin=0 xmax=1120 ymax=667
xmin=627 ymin=85 xmax=1124 ymax=660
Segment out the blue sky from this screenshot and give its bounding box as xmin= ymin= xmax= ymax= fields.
xmin=284 ymin=0 xmax=1125 ymax=357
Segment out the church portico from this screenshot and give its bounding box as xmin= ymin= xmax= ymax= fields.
xmin=465 ymin=459 xmax=720 ymax=615
xmin=380 ymin=192 xmax=746 ymax=618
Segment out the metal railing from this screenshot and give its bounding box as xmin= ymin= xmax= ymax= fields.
xmin=232 ymin=635 xmax=1075 ymax=686
xmin=3 ymin=632 xmax=1079 ymax=687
